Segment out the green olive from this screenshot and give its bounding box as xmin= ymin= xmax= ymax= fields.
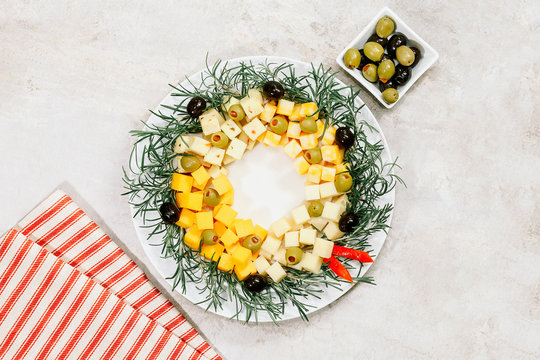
xmin=363 ymin=41 xmax=384 ymax=62
xmin=285 ymin=247 xmax=303 ymax=265
xmin=377 ymin=59 xmax=395 ymax=83
xmin=269 ymin=115 xmax=288 ymax=135
xmin=304 ymin=148 xmax=322 ymax=164
xmin=180 ymin=156 xmax=201 ymax=172
xmin=210 ymin=131 xmax=229 ymax=149
xmin=242 ymin=235 xmax=262 ymax=252
xmin=362 ymin=63 xmax=378 ymax=83
xmin=308 ymin=201 xmax=324 ymax=217
xmin=228 ymin=104 xmax=245 ymax=122
xmin=203 ymin=188 xmax=221 ymax=207
xmin=382 ymin=88 xmax=399 ymax=104
xmin=376 ymin=16 xmax=395 ymax=38
xmin=201 ymin=230 xmax=219 ymax=246
xmin=396 ymin=46 xmax=415 ymax=66
xmin=300 ymin=118 xmax=317 ymax=133
xmin=343 ymin=48 xmax=361 ymax=69
xmin=335 ymin=172 xmax=353 ymax=193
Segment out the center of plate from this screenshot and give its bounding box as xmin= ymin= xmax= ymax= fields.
xmin=226 ymin=144 xmax=305 ymax=229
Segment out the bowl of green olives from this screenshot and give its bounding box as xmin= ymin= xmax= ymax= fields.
xmin=336 ymin=7 xmax=439 ymax=109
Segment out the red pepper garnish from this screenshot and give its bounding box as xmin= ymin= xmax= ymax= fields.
xmin=323 ymin=256 xmax=353 ymax=283
xmin=332 ymin=245 xmax=373 ymax=263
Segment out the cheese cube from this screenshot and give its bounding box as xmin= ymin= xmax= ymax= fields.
xmin=176 ymin=208 xmax=195 ymax=229
xmin=208 ymin=164 xmax=228 ymax=178
xmin=217 ymin=253 xmax=235 ymax=273
xmin=235 ymin=219 xmax=255 ymax=238
xmin=201 ymin=243 xmax=225 ymax=261
xmin=313 ymin=238 xmax=334 ymax=258
xmin=173 ymin=135 xmax=194 ymax=154
xmin=242 ymin=118 xmax=267 ymax=141
xmin=190 ymin=137 xmax=211 ymax=156
xmin=234 ymin=261 xmax=257 ymax=281
xmin=214 ymin=205 xmax=237 ymax=227
xmin=247 ymin=139 xmax=256 ymax=150
xmin=171 ymin=173 xmax=193 ymax=193
xmin=221 ymin=119 xmax=242 ymax=139
xmin=315 ymin=120 xmax=326 ymax=138
xmin=300 ymin=252 xmax=323 ymax=274
xmin=221 ymin=228 xmax=239 ymax=248
xmin=253 ymin=256 xmax=271 ymax=275
xmin=299 ymin=102 xmax=318 ymax=119
xmin=321 ymin=166 xmax=337 ymax=182
xmin=191 ymin=166 xmax=211 ymax=190
xmin=293 ymin=156 xmax=310 ymax=175
xmin=291 ymin=205 xmax=310 ymax=225
xmin=304 ymin=184 xmax=320 ymax=201
xmin=222 ymin=96 xmax=240 ymax=111
xmin=322 ymin=126 xmax=336 ymax=145
xmin=299 ymin=134 xmax=318 ymax=149
xmin=324 ymin=221 xmax=344 ymax=240
xmin=288 ymin=104 xmax=303 ymax=122
xmin=214 ymin=221 xmax=228 ymax=237
xmin=309 ymin=217 xmax=329 ymax=231
xmin=335 ymin=194 xmax=349 ymax=213
xmin=276 ymin=99 xmax=295 ymax=116
xmin=287 ymin=122 xmax=302 ymax=138
xmin=321 ymin=201 xmax=342 ymax=222
xmin=299 ymin=228 xmax=317 ymax=246
xmin=199 ymin=109 xmax=223 ymax=135
xmin=273 ymin=248 xmax=287 ymax=265
xmin=260 ymin=235 xmax=281 ymax=255
xmin=259 ymin=103 xmax=277 ymax=122
xmin=184 ymin=226 xmax=202 ymax=250
xmin=266 ymin=262 xmax=287 ymax=283
xmin=203 ymin=147 xmax=225 ymax=166
xmin=335 ymin=163 xmax=349 ymax=174
xmin=240 ymin=96 xmax=264 ymax=120
xmin=176 ymin=192 xmax=203 ymax=211
xmin=238 ymin=131 xmax=249 ymax=143
xmin=254 ymin=225 xmax=268 ymax=241
xmin=195 ymin=211 xmax=214 ymax=230
xmin=223 ymin=154 xmax=236 ymax=165
xmin=248 ymin=88 xmax=263 ymax=104
xmin=283 ymin=139 xmax=303 ymax=159
xmin=269 ymin=217 xmax=292 ymax=238
xmin=319 ymin=182 xmax=339 ymax=199
xmin=334 ymin=149 xmax=345 ymax=165
xmin=219 ymin=189 xmax=234 ymax=206
xmin=231 ymin=246 xmax=252 ymax=266
xmin=283 ymin=231 xmax=299 ymax=248
xmin=321 ymin=145 xmax=340 ymax=163
xmin=226 ymin=138 xmax=247 ymax=160
xmin=259 ymin=249 xmax=273 ymax=260
xmin=225 ymin=241 xmax=240 ymax=255
xmin=262 ymin=131 xmax=281 ymax=147
xmin=212 ymin=175 xmax=233 ymax=195
xmin=307 ymin=164 xmax=323 ymax=184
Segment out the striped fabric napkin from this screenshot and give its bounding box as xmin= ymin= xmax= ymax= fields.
xmin=0 ymin=190 xmax=221 ymax=360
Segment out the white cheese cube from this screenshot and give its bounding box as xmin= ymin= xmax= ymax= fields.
xmin=309 ymin=217 xmax=329 ymax=232
xmin=273 ymin=248 xmax=287 ymax=266
xmin=334 ymin=194 xmax=349 ymax=213
xmin=321 ymin=201 xmax=342 ymax=222
xmin=301 ymin=252 xmax=323 ymax=274
xmin=324 ymin=221 xmax=344 ymax=240
xmin=291 ymin=205 xmax=310 ymax=226
xmin=248 ymin=88 xmax=264 ymax=104
xmin=259 ymin=103 xmax=277 ymax=123
xmin=286 ymin=262 xmax=303 ymax=271
xmin=319 ymin=182 xmax=339 ymax=199
xmin=313 ymin=237 xmax=334 ymax=258
xmin=261 ymin=235 xmax=281 ymax=255
xmin=223 ymin=154 xmax=236 ymax=165
xmin=199 ymin=109 xmax=223 ymax=135
xmin=173 ymin=135 xmax=194 ymax=154
xmin=276 ymin=99 xmax=295 ymax=116
xmin=304 ymin=184 xmax=320 ymax=201
xmin=221 ymin=119 xmax=242 ymax=139
xmin=259 ymin=249 xmax=273 ymax=260
xmin=247 ymin=139 xmax=256 ymax=150
xmin=242 ymin=118 xmax=267 ymax=141
xmin=283 ymin=231 xmax=299 ymax=248
xmin=189 ymin=137 xmax=211 ymax=156
xmin=283 ymin=139 xmax=303 ymax=159
xmin=208 ymin=165 xmax=229 ymax=178
xmin=238 ymin=131 xmax=249 ymax=143
xmin=253 ymin=256 xmax=271 ymax=275
xmin=269 ymin=217 xmax=292 ymax=238
xmin=203 ymin=147 xmax=225 ymax=166
xmin=222 ymin=96 xmax=240 ymax=112
xmin=266 ymin=262 xmax=287 ymax=283
xmin=226 ymin=138 xmax=247 ymax=160
xmin=240 ymin=96 xmax=264 ymax=120
xmin=299 ymin=228 xmax=317 ymax=246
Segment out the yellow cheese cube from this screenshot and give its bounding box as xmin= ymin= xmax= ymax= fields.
xmin=254 ymin=225 xmax=268 ymax=240
xmin=321 ymin=126 xmax=336 ymax=145
xmin=221 ymin=228 xmax=239 ymax=248
xmin=201 ymin=243 xmax=225 ymax=261
xmin=176 ymin=192 xmax=203 ymax=212
xmin=184 ymin=226 xmax=202 ymax=250
xmin=276 ymin=99 xmax=295 ymax=116
xmin=335 ymin=162 xmax=349 ymax=174
xmin=321 ymin=145 xmax=340 ymax=163
xmin=287 ymin=122 xmax=302 ymax=138
xmin=283 ymin=139 xmax=303 ymax=159
xmin=214 ymin=221 xmax=228 ymax=237
xmin=252 ymin=250 xmax=260 ymax=261
xmin=235 ymin=219 xmax=255 ymax=238
xmin=214 ymin=205 xmax=238 ymax=227
xmin=299 ymin=102 xmax=318 ymax=119
xmin=212 ymin=204 xmax=223 ymax=218
xmin=262 ymin=131 xmax=282 ymax=147
xmin=333 ymin=149 xmax=345 ymax=165
xmin=219 ymin=189 xmax=234 ymax=206
xmin=259 ymin=103 xmax=277 ymax=123
xmin=321 ymin=166 xmax=337 ymax=182
xmin=191 ymin=166 xmax=211 ymax=190
xmin=307 ymin=164 xmax=323 ymax=184
xmin=195 ymin=211 xmax=213 ymax=230
xmin=212 ymin=175 xmax=233 ymax=195
xmin=225 ymin=241 xmax=240 ymax=255
xmin=176 ymin=208 xmax=196 ymax=229
xmin=315 ymin=120 xmax=326 ymax=138
xmin=288 ymin=104 xmax=303 ymax=121
xmin=279 ymin=135 xmax=289 ymax=146
xmin=171 ymin=173 xmax=193 ymax=193
xmin=293 ymin=156 xmax=310 ymax=175
xmin=299 ymin=133 xmax=319 ymax=149
xmin=231 ymin=246 xmax=252 ymax=266
xmin=234 ymin=261 xmax=257 ymax=281
xmin=217 ymin=253 xmax=235 ymax=273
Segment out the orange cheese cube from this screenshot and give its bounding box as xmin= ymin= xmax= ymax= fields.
xmin=262 ymin=131 xmax=281 ymax=147
xmin=217 ymin=253 xmax=235 ymax=273
xmin=221 ymin=228 xmax=239 ymax=248
xmin=259 ymin=103 xmax=277 ymax=123
xmin=235 ymin=219 xmax=255 ymax=238
xmin=293 ymin=156 xmax=310 ymax=175
xmin=214 ymin=221 xmax=228 ymax=237
xmin=176 ymin=208 xmax=196 ymax=229
xmin=288 ymin=104 xmax=303 ymax=121
xmin=214 ymin=205 xmax=238 ymax=227
xmin=299 ymin=102 xmax=318 ymax=119
xmin=299 ymin=133 xmax=319 ymax=149
xmin=225 ymin=241 xmax=240 ymax=255
xmin=231 ymin=246 xmax=252 ymax=266
xmin=321 ymin=145 xmax=340 ymax=163
xmin=283 ymin=139 xmax=303 ymax=159
xmin=321 ymin=126 xmax=336 ymax=145
xmin=201 ymin=243 xmax=224 ymax=262
xmin=176 ymin=192 xmax=203 ymax=212
xmin=184 ymin=226 xmax=202 ymax=250
xmin=287 ymin=122 xmax=301 ymax=138
xmin=234 ymin=261 xmax=257 ymax=281
xmin=276 ymin=99 xmax=295 ymax=116
xmin=171 ymin=173 xmax=193 ymax=193
xmin=254 ymin=225 xmax=268 ymax=241
xmin=307 ymin=164 xmax=323 ymax=184
xmin=212 ymin=175 xmax=233 ymax=195
xmin=195 ymin=211 xmax=213 ymax=230
xmin=191 ymin=166 xmax=211 ymax=190
xmin=321 ymin=166 xmax=337 ymax=182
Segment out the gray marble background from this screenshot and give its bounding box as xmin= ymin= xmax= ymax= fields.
xmin=1 ymin=1 xmax=539 ymax=359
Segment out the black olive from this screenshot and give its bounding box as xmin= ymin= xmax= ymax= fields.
xmin=367 ymin=33 xmax=388 ymax=48
xmin=159 ymin=202 xmax=180 ymax=225
xmin=243 ymin=274 xmax=268 ymax=293
xmin=378 ymin=78 xmax=399 ymax=92
xmin=262 ymin=81 xmax=285 ymax=100
xmin=409 ymin=47 xmax=421 ymax=68
xmin=186 ymin=96 xmax=206 ymax=117
xmin=357 ymin=49 xmax=371 ymax=69
xmin=386 ymin=32 xmax=408 ymax=58
xmin=394 ymin=65 xmax=411 ymax=86
xmin=338 ymin=213 xmax=359 ymax=233
xmin=335 ymin=126 xmax=355 ymax=150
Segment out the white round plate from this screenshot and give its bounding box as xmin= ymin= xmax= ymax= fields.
xmin=129 ymin=56 xmax=395 ymax=322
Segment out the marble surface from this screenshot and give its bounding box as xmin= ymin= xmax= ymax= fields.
xmin=1 ymin=1 xmax=539 ymax=358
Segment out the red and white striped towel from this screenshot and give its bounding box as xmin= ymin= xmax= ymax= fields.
xmin=0 ymin=190 xmax=222 ymax=360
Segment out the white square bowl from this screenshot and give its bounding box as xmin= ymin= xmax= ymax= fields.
xmin=336 ymin=7 xmax=439 ymax=109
